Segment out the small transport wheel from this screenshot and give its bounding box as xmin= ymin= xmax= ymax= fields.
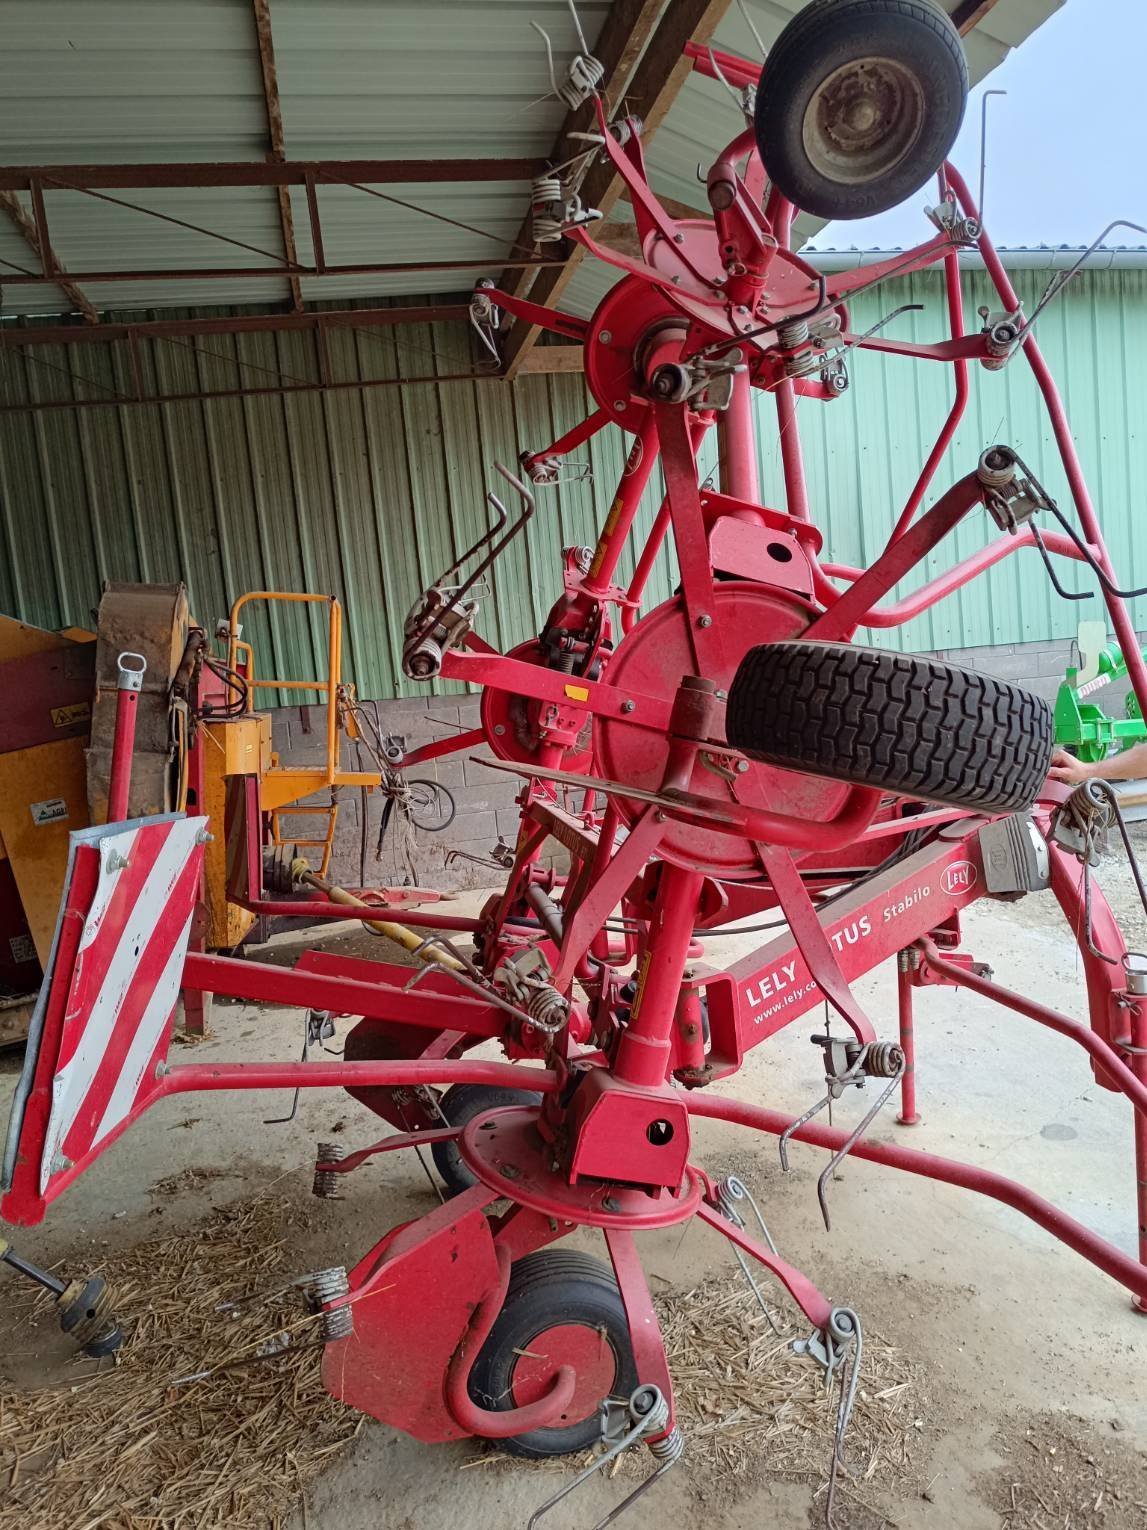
xmin=726 ymin=641 xmax=1053 ymax=815
xmin=431 ymin=1083 xmax=544 ymax=1196
xmin=468 ymin=1250 xmax=638 ymax=1458
xmin=754 ymin=0 xmax=968 ymax=219
xmin=405 ymin=778 xmax=456 ymax=833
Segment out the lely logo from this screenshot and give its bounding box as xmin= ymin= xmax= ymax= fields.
xmin=941 ymin=860 xmax=978 ymax=895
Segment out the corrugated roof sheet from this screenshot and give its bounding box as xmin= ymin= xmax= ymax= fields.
xmin=0 ymin=0 xmax=1061 ymax=318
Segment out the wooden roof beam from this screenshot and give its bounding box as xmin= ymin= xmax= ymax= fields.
xmin=491 ymin=0 xmax=666 ymax=374
xmin=500 ymin=0 xmax=734 ymax=381
xmin=952 ymin=0 xmax=1005 ymax=34
xmin=0 ymin=190 xmax=99 ymax=324
xmin=251 ymin=0 xmax=303 ymax=312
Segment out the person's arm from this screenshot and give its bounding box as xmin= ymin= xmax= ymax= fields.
xmin=1048 ymin=742 xmax=1147 ymax=787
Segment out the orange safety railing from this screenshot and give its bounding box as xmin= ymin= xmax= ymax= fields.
xmin=226 ymin=592 xmax=343 ymax=785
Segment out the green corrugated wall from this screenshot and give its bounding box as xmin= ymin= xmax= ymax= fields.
xmin=1 ymin=267 xmax=1144 ymax=697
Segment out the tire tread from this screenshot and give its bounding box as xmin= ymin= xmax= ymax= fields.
xmin=726 ymin=641 xmax=1052 ymax=814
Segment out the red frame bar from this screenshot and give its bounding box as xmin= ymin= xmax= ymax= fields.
xmin=687 ymin=1094 xmax=1147 ymax=1304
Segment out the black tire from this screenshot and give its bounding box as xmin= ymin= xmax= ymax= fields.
xmin=468 ymin=1250 xmax=637 ymax=1459
xmin=431 ymin=1083 xmax=544 ymax=1196
xmin=406 ymin=779 xmax=455 ymax=833
xmin=754 ymin=0 xmax=968 ymax=219
xmin=726 ymin=641 xmax=1053 ymax=814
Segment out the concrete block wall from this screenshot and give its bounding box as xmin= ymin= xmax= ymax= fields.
xmin=929 ymin=633 xmax=1144 ymax=710
xmin=269 ymin=694 xmax=564 ymax=894
xmin=268 ymin=633 xmax=1146 ymax=894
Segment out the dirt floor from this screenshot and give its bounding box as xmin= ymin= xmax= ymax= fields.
xmin=3 ymin=840 xmax=1147 ymax=1528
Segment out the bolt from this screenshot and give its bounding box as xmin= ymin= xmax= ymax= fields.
xmin=614 ymin=400 xmax=627 ymax=412
xmin=494 ymin=723 xmax=506 ymax=736
xmin=599 ymin=329 xmax=612 ymax=344
xmin=698 ymin=614 xmax=712 ymax=628
xmin=673 ymin=233 xmax=684 ymax=244
xmin=736 ymin=759 xmax=750 ymax=773
xmin=655 ymin=810 xmax=666 ymax=823
xmin=621 ymin=699 xmax=636 ymax=714
xmin=714 ymin=688 xmax=728 ymax=701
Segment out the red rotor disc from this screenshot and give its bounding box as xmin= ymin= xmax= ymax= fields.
xmin=594 ymin=582 xmax=849 ymax=878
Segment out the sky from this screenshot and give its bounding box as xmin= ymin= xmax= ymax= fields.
xmin=808 ymin=0 xmax=1147 ymax=252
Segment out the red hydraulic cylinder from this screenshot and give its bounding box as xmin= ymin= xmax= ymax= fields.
xmin=106 ymin=651 xmax=147 ymax=823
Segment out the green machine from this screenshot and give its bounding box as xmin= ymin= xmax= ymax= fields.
xmin=1054 ymin=620 xmax=1147 ymax=762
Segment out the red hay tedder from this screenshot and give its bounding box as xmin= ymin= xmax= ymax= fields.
xmin=5 ymin=2 xmax=1147 ymax=1520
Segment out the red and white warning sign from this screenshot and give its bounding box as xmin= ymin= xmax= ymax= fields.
xmin=2 ymin=813 xmax=206 ymax=1224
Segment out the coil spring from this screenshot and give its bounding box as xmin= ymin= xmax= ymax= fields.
xmin=865 ymin=1040 xmax=906 ymax=1078
xmin=648 ymin=1425 xmax=685 ymax=1465
xmin=558 ymin=52 xmax=604 ymax=108
xmin=311 ymin=1266 xmax=353 ymax=1342
xmin=531 ymin=174 xmax=566 ymax=243
xmin=403 ymin=630 xmax=445 ymax=680
xmin=312 ymin=1141 xmax=345 ymax=1198
xmin=777 ymin=317 xmax=810 ymax=350
xmin=527 ymin=983 xmax=569 ymax=1035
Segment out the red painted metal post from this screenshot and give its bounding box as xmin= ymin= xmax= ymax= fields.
xmin=105 ymin=652 xmax=147 ymax=822
xmin=721 ymin=369 xmax=760 ymax=505
xmin=1130 ymin=994 xmax=1147 ymax=1310
xmin=885 ymin=183 xmax=969 ymax=545
xmin=774 ymin=379 xmax=811 ymax=522
xmin=582 ymin=418 xmax=660 ymax=595
xmin=613 ymin=863 xmax=705 ymax=1089
xmin=896 ymin=951 xmax=920 ymax=1125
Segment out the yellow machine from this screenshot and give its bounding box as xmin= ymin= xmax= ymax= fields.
xmin=0 ymin=583 xmax=387 ymax=1041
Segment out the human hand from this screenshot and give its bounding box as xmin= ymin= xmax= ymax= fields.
xmin=1047 ymin=747 xmax=1094 ymax=786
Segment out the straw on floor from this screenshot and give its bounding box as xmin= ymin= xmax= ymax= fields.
xmin=0 ymin=1196 xmax=361 ymax=1530
xmin=655 ymin=1274 xmax=925 ymax=1515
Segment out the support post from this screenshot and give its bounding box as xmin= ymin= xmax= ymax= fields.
xmin=896 ymin=951 xmax=920 ymax=1125
xmin=106 ymin=653 xmax=147 ymax=823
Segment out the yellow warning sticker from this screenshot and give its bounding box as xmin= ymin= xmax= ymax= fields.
xmin=564 ymin=684 xmax=589 ymax=702
xmin=51 ymin=702 xmax=91 ymax=728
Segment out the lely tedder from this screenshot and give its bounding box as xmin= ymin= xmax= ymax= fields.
xmin=5 ymin=3 xmax=1147 ymax=1522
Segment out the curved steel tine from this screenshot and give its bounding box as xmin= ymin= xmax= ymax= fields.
xmin=778 ymin=1092 xmax=831 ymax=1172
xmin=815 ymin=1063 xmax=905 ymax=1231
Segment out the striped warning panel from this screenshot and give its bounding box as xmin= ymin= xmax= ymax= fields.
xmin=1 ymin=813 xmax=206 ymax=1222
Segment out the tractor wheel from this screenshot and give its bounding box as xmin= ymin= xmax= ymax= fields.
xmin=431 ymin=1083 xmax=544 ymax=1196
xmin=468 ymin=1250 xmax=638 ymax=1458
xmin=726 ymin=641 xmax=1053 ymax=814
xmin=754 ymin=0 xmax=968 ymax=219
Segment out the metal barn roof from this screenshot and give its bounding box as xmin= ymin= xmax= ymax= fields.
xmin=0 ymin=0 xmax=1064 ymax=325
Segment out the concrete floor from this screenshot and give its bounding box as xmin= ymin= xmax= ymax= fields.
xmin=3 ymin=869 xmax=1147 ymax=1527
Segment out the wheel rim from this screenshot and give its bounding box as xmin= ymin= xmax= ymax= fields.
xmin=509 ymin=1322 xmax=618 ymax=1424
xmin=406 ymin=780 xmax=454 ymax=832
xmin=802 ymin=57 xmax=925 ymax=187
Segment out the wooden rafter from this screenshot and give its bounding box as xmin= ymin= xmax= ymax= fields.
xmin=252 ymin=0 xmax=303 ymax=312
xmin=500 ymin=0 xmax=733 ymax=381
xmin=952 ymin=0 xmax=1005 ymax=34
xmin=517 ymin=344 xmax=586 ymax=376
xmin=0 ymin=190 xmax=99 ymax=324
xmin=492 ymin=0 xmax=664 ymax=378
